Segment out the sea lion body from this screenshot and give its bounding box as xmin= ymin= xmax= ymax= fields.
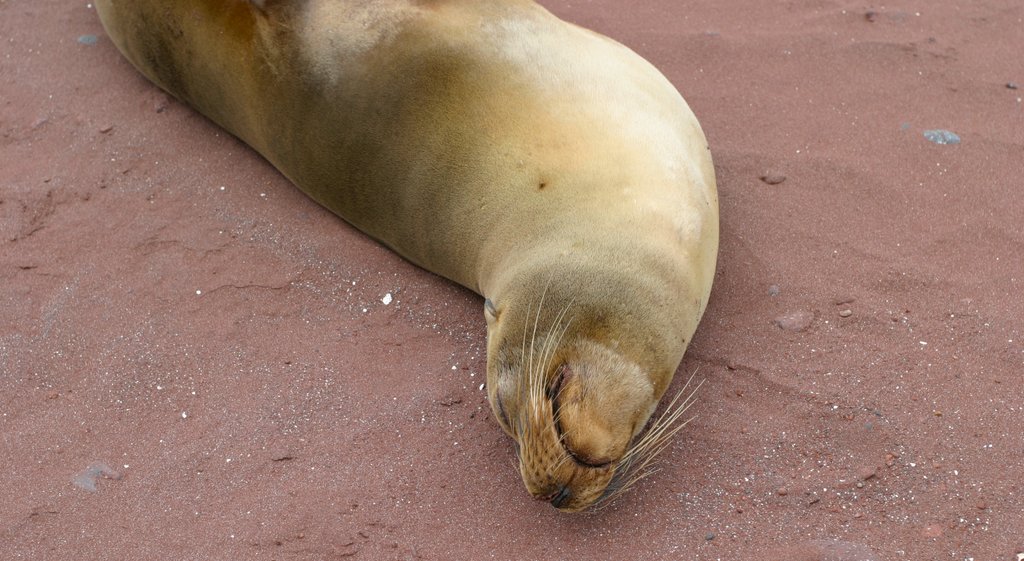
xmin=95 ymin=0 xmax=718 ymax=511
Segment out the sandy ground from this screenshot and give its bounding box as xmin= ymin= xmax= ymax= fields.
xmin=2 ymin=1 xmax=1022 ymax=559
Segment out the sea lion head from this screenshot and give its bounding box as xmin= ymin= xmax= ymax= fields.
xmin=484 ymin=296 xmax=665 ymax=512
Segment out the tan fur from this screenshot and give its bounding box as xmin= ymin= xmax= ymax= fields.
xmin=96 ymin=0 xmax=718 ymax=511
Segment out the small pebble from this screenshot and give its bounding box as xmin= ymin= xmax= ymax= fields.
xmin=975 ymin=501 xmax=987 ymax=510
xmin=72 ymin=462 xmax=123 ymax=492
xmin=1008 ymin=82 xmax=1019 ymax=90
xmin=921 ymin=525 xmax=943 ymax=538
xmin=270 ymin=449 xmax=295 ymax=462
xmin=77 ymin=34 xmax=98 ymax=45
xmin=99 ymin=124 xmax=113 ymax=134
xmin=759 ymin=173 xmax=787 ymax=185
xmin=865 ymin=10 xmax=878 ymax=22
xmin=777 ymin=487 xmax=788 ymax=496
xmin=857 ymin=466 xmax=878 ymax=481
xmin=767 ymin=284 xmax=781 ymax=297
xmin=773 ymin=311 xmax=814 ymax=332
xmin=923 ymin=129 xmax=961 ymax=145
xmin=839 ymin=309 xmax=853 ymax=317
xmin=705 ymin=532 xmax=715 ymax=541
xmin=153 ymin=95 xmax=170 ymax=113
xmin=1015 ymin=553 xmax=1023 ymax=561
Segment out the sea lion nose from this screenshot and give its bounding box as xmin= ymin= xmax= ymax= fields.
xmin=550 ymin=485 xmax=572 ymax=509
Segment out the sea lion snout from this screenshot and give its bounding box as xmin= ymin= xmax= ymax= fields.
xmin=490 ymin=330 xmax=660 ymax=510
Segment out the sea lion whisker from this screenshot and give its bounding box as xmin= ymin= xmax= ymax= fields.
xmin=519 ymin=300 xmax=532 ymax=385
xmin=625 ymin=415 xmax=696 ymax=476
xmin=545 ymin=297 xmax=576 ymax=363
xmin=551 ymin=451 xmax=573 ymax=472
xmin=537 ymin=299 xmax=576 ymax=466
xmin=534 ymin=281 xmax=572 ymax=384
xmin=538 ymin=300 xmax=575 ymax=389
xmin=621 ymin=376 xmax=703 ymax=463
xmin=525 ymin=282 xmax=571 ymax=429
xmin=632 ymin=392 xmax=699 ymax=456
xmin=620 ymin=401 xmax=696 ymax=469
xmin=526 ymin=298 xmax=553 ymax=425
xmin=602 ymin=414 xmax=697 ymax=508
xmin=510 ymin=299 xmax=534 ymax=439
xmin=592 ymin=466 xmax=663 ymax=511
xmin=550 ymin=304 xmax=576 ymax=369
xmin=611 ymin=464 xmax=668 ymax=506
xmin=595 ymin=377 xmax=702 ymax=508
xmin=538 ymin=317 xmax=576 ymax=424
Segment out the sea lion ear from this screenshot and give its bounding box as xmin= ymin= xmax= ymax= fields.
xmin=484 ymin=298 xmax=500 ymax=326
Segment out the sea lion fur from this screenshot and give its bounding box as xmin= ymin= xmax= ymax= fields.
xmin=95 ymin=0 xmax=718 ymax=511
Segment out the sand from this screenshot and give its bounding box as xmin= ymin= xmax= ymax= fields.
xmin=1 ymin=0 xmax=1022 ymax=559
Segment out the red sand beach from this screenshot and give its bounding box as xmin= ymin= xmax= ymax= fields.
xmin=1 ymin=1 xmax=1021 ymax=559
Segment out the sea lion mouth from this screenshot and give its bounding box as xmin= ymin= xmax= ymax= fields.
xmin=532 ymin=485 xmax=574 ymax=509
xmin=549 ymin=486 xmax=573 ymax=508
xmin=535 ymin=488 xmax=559 ymax=502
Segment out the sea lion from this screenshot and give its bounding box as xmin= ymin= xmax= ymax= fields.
xmin=95 ymin=0 xmax=718 ymax=512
